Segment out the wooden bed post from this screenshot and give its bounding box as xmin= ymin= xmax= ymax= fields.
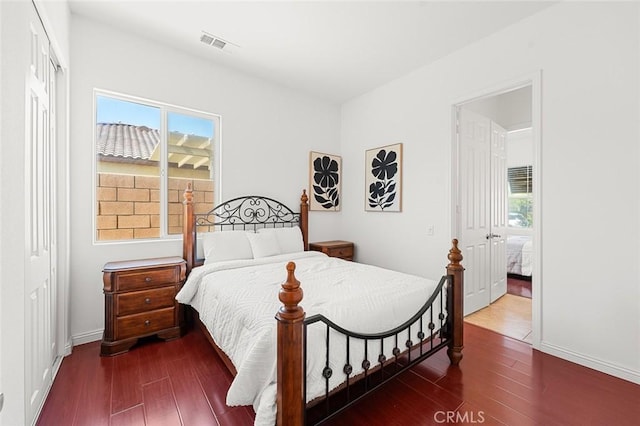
xmin=446 ymin=239 xmax=464 ymax=365
xmin=300 ymin=190 xmax=309 ymax=251
xmin=183 ymin=183 xmax=195 ymax=274
xmin=275 ymin=262 xmax=305 ymax=426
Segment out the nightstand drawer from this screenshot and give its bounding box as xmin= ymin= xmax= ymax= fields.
xmin=116 ymin=307 xmax=175 ymax=340
xmin=115 ymin=268 xmax=178 ymax=292
xmin=309 ymin=240 xmax=355 ymax=261
xmin=116 ymin=286 xmax=176 ymax=316
xmin=325 ymin=245 xmax=353 ymax=259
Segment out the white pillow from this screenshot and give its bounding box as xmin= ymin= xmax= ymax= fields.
xmin=258 ymin=227 xmax=304 ymax=254
xmin=246 ymin=231 xmax=281 ymax=258
xmin=202 ymin=231 xmax=253 ymax=264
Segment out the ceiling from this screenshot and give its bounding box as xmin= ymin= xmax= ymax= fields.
xmin=68 ymin=1 xmax=554 ymax=104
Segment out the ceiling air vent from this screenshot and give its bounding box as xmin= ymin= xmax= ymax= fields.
xmin=200 ymin=31 xmax=236 ymax=53
xmin=211 ymin=39 xmax=226 ymax=50
xmin=200 ymin=33 xmax=215 ymax=45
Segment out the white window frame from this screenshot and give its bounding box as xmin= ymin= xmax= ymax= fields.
xmin=92 ymin=89 xmax=222 ymax=244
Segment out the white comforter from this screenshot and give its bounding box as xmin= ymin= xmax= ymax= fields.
xmin=176 ymin=251 xmax=441 ymax=425
xmin=506 ymin=235 xmax=533 ymax=276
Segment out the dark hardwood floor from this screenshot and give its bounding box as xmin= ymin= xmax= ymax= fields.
xmin=38 ymin=324 xmax=640 ymax=426
xmin=507 ymin=275 xmax=531 ymax=298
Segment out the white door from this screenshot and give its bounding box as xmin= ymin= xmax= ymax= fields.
xmin=458 ymin=108 xmax=491 ymax=315
xmin=489 ymin=123 xmax=508 ymax=302
xmin=458 ymin=108 xmax=508 ymax=315
xmin=25 ymin=6 xmax=56 ymax=423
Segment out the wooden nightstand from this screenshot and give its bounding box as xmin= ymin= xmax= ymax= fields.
xmin=101 ymin=256 xmax=186 ymax=356
xmin=309 ymin=240 xmax=354 ymax=261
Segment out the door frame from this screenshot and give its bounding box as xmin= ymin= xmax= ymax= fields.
xmin=450 ymin=71 xmax=542 ymax=349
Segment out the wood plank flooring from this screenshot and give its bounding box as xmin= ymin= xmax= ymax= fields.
xmin=465 ymin=276 xmax=533 ymax=343
xmin=38 ymin=324 xmax=640 ymax=425
xmin=465 ymin=294 xmax=533 ymax=343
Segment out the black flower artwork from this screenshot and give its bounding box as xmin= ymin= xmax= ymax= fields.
xmin=312 ymin=155 xmax=340 ymax=210
xmin=368 ymin=149 xmax=398 ymax=210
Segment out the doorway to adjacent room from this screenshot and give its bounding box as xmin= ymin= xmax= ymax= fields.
xmin=452 ymin=77 xmax=539 ymax=345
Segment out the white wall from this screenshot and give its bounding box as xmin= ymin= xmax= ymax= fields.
xmin=464 ymin=85 xmax=531 ymax=130
xmin=340 ymin=2 xmax=640 ymax=383
xmin=69 ymin=16 xmax=342 ymax=343
xmin=507 ymin=128 xmax=532 ymax=168
xmin=496 ymin=87 xmax=532 ymax=130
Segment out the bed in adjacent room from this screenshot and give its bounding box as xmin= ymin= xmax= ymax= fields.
xmin=176 ymin=184 xmax=464 ymax=425
xmin=506 ymin=235 xmax=533 ymax=277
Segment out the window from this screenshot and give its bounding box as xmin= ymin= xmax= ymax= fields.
xmin=508 ymin=165 xmax=532 ymax=228
xmin=95 ymin=91 xmax=220 ymax=242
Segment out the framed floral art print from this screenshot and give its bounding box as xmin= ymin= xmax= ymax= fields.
xmin=309 ymin=151 xmax=341 ymax=211
xmin=365 ymin=143 xmax=402 ymax=212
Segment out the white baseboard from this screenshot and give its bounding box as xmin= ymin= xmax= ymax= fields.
xmin=539 ymin=341 xmax=640 ymax=385
xmin=63 ymin=340 xmax=72 ymax=356
xmin=62 ymin=339 xmax=73 ymax=356
xmin=71 ymin=329 xmax=103 ymax=347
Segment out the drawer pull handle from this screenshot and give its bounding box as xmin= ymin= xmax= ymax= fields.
xmin=144 ymin=320 xmax=151 ymax=326
xmin=145 ymin=277 xmax=152 ymax=282
xmin=144 ymin=298 xmax=151 ymax=304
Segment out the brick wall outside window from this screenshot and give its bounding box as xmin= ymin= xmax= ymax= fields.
xmin=96 ymin=173 xmax=213 ymax=241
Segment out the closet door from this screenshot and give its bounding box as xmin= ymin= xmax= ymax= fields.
xmin=24 ymin=5 xmax=55 ymax=423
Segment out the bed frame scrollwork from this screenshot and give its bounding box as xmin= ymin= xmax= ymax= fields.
xmin=182 ymin=183 xmax=309 ymax=273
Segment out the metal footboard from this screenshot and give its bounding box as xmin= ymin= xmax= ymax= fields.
xmin=303 ymin=275 xmax=454 ymax=425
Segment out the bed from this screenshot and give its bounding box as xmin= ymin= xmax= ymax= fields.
xmin=506 ymin=235 xmax=533 ymax=277
xmin=177 ymin=184 xmax=464 ymax=425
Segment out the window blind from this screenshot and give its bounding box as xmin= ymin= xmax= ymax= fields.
xmin=508 ymin=165 xmax=532 ymax=194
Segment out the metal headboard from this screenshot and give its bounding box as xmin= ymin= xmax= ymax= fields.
xmin=182 ymin=184 xmax=309 ymax=272
xmin=195 ymin=195 xmax=301 ymax=231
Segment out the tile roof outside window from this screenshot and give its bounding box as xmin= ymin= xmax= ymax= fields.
xmin=97 ymin=123 xmax=212 ymax=171
xmin=96 ymin=123 xmax=160 ymax=160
